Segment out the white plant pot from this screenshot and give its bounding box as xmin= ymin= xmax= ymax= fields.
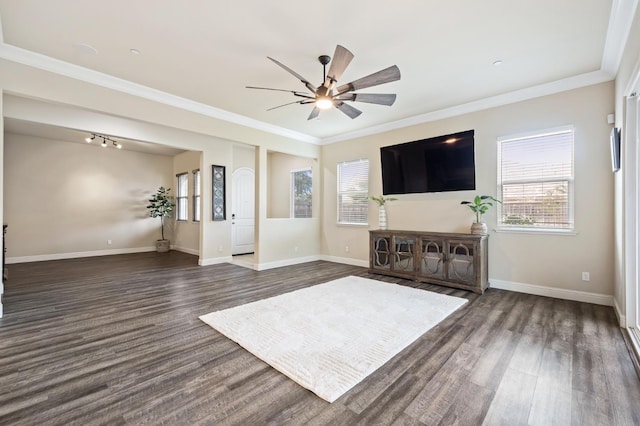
xmin=379 ymin=205 xmax=388 ymax=230
xmin=470 ymin=222 xmax=488 ymax=235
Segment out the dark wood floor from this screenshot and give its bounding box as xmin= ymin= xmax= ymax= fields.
xmin=1 ymin=252 xmax=639 ymax=425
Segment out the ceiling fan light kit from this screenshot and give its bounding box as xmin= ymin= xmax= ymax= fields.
xmin=247 ymin=45 xmax=401 ymax=120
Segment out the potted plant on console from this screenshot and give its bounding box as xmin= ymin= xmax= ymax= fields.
xmin=461 ymin=195 xmax=501 ymax=235
xmin=369 ymin=195 xmax=397 ymax=230
xmin=146 ymin=186 xmax=175 ymax=252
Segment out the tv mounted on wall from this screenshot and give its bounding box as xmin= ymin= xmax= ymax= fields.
xmin=380 ymin=129 xmax=476 ymax=194
xmin=610 ymin=127 xmax=621 ymax=173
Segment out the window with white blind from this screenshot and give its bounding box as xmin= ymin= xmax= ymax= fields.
xmin=291 ymin=168 xmax=312 ymax=218
xmin=192 ymin=169 xmax=200 ymax=222
xmin=337 ymin=159 xmax=369 ymax=225
xmin=176 ymin=173 xmax=188 ymax=221
xmin=497 ymin=127 xmax=574 ymax=232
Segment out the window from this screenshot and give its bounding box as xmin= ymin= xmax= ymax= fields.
xmin=497 ymin=127 xmax=574 ymax=232
xmin=337 ymin=159 xmax=369 ymax=225
xmin=193 ymin=169 xmax=200 ymax=222
xmin=176 ymin=173 xmax=188 ymax=221
xmin=291 ymin=169 xmax=312 ymax=218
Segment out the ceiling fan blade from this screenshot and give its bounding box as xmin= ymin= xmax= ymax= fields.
xmin=267 ymin=57 xmax=317 ymax=94
xmin=246 ymin=86 xmax=314 ymax=99
xmin=308 ymin=107 xmax=321 ymax=120
xmin=324 ymin=45 xmax=354 ymax=88
xmin=266 ymin=100 xmax=307 ymax=111
xmin=334 ymin=101 xmax=362 ymax=119
xmin=336 ymin=65 xmax=401 ymax=95
xmin=335 ymin=93 xmax=397 ymax=106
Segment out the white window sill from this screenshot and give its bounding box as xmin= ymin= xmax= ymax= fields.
xmin=337 ymin=222 xmax=369 ymax=227
xmin=494 ymin=227 xmax=577 ymax=236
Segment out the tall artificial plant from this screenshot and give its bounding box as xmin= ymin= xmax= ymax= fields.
xmin=146 ymin=186 xmax=175 ymax=240
xmin=369 ymin=195 xmax=398 ymax=206
xmin=460 ymin=195 xmax=501 ymax=223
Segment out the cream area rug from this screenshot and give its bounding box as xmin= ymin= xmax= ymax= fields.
xmin=199 ymin=275 xmax=467 ymax=403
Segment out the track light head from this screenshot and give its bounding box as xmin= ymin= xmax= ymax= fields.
xmin=87 ymin=133 xmax=123 ymax=150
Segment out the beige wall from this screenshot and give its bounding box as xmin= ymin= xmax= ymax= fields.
xmin=3 ymin=133 xmax=173 ymax=259
xmin=322 ymin=82 xmax=615 ymax=295
xmin=233 ymin=144 xmax=255 ymax=172
xmin=613 ymin=6 xmax=640 ymax=318
xmin=254 ymin=146 xmax=320 ymax=266
xmin=0 ymin=57 xmax=320 ymax=267
xmin=173 ymin=150 xmax=201 ymax=254
xmin=267 ymin=151 xmax=315 ymax=218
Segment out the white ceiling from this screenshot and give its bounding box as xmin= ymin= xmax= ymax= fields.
xmin=0 ymin=0 xmax=631 ymax=144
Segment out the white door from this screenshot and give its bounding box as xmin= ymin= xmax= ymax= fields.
xmin=232 ymin=167 xmax=255 ymax=255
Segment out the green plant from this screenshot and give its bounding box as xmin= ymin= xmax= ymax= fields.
xmin=146 ymin=186 xmax=175 ymax=240
xmin=461 ymin=195 xmax=501 ymax=223
xmin=369 ymin=195 xmax=398 ymax=206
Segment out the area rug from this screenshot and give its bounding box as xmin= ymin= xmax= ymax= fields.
xmin=199 ymin=275 xmax=467 ymax=402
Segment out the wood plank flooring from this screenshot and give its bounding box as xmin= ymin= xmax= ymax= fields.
xmin=1 ymin=251 xmax=639 ymax=425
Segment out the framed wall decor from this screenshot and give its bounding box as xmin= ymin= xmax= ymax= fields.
xmin=212 ymin=165 xmax=226 ymax=220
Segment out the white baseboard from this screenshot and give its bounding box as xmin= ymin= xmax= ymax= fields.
xmin=490 ymin=279 xmax=614 ymax=306
xmin=255 ymin=255 xmax=321 ymax=271
xmin=5 ymin=246 xmax=157 ymax=264
xmin=199 ymin=256 xmax=233 ymax=266
xmin=320 ymin=255 xmax=369 ymax=268
xmin=614 ymin=297 xmax=627 ymax=327
xmin=170 ymin=245 xmax=199 ymax=256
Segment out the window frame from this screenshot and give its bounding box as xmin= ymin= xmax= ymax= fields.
xmin=496 ymin=126 xmax=575 ymax=234
xmin=192 ymin=169 xmax=200 ymax=222
xmin=290 ymin=168 xmax=312 ymax=219
xmin=176 ymin=172 xmax=189 ymax=222
xmin=337 ymin=159 xmax=370 ymax=226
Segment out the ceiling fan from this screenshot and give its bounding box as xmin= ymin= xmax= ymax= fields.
xmin=247 ymin=45 xmax=401 ymax=120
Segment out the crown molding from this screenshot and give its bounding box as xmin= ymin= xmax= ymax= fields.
xmin=602 ymin=0 xmax=639 ymax=76
xmin=320 ymin=70 xmax=614 ymax=145
xmin=0 ymin=43 xmax=321 ymax=145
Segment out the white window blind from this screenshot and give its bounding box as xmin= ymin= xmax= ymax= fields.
xmin=176 ymin=173 xmax=188 ymax=221
xmin=193 ymin=169 xmax=200 ymax=222
xmin=337 ymin=159 xmax=369 ymax=225
xmin=498 ymin=127 xmax=574 ymax=231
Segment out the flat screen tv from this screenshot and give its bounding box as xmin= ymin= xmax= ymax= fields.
xmin=381 ymin=129 xmax=476 ymax=194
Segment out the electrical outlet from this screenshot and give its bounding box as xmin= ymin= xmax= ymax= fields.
xmin=582 ymin=272 xmax=590 ymax=281
xmin=294 ymin=246 xmax=299 ymax=253
xmin=345 ymin=246 xmax=350 ymax=253
xmin=107 ymin=240 xmax=112 ymax=245
xmin=218 ymin=245 xmax=223 ymax=252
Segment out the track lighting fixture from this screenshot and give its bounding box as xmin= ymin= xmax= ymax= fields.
xmin=85 ymin=133 xmax=123 ymax=149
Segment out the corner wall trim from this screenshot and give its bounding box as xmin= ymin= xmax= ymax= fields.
xmin=614 ymin=297 xmax=627 ymax=327
xmin=320 ymin=255 xmax=369 ymax=268
xmin=490 ymin=278 xmax=614 ymax=306
xmin=5 ymin=246 xmax=157 ymax=264
xmin=170 ymin=245 xmax=200 ymax=256
xmin=254 ymin=255 xmax=321 ymax=271
xmin=199 ymin=256 xmax=233 ymax=266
